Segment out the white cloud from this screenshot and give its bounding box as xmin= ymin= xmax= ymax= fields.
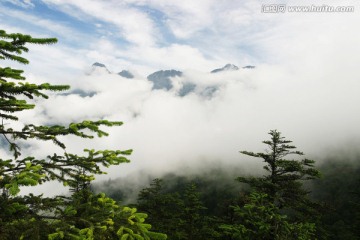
xmin=42 ymin=0 xmax=159 ymax=46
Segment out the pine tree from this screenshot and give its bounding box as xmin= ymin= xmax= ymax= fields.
xmin=229 ymin=130 xmax=321 ymax=239
xmin=237 ymin=130 xmax=320 ymax=210
xmin=0 ymin=29 xmax=166 ymax=239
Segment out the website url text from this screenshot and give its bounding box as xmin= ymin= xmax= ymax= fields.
xmin=261 ymin=4 xmax=355 ymax=13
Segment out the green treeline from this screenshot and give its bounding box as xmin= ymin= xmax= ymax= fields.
xmin=98 ymin=143 xmax=360 ymax=240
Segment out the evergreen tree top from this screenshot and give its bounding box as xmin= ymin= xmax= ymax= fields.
xmin=240 ymin=130 xmax=304 ymax=161
xmin=0 ymin=30 xmax=57 ymax=64
xmin=238 ymin=130 xmax=320 ymax=209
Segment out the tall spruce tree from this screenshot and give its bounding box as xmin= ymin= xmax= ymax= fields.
xmin=0 ymin=29 xmax=166 ymax=239
xmin=237 ymin=130 xmax=320 ymax=210
xmin=229 ymin=130 xmax=321 ymax=239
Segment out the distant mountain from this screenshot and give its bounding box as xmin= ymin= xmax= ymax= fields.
xmin=88 ymin=62 xmax=254 ymax=77
xmin=118 ymin=70 xmax=134 ymax=79
xmin=88 ymin=63 xmax=135 ymax=78
xmin=90 ymin=62 xmax=111 ymax=74
xmin=83 ymin=62 xmax=255 ymax=98
xmin=147 ymin=70 xmax=182 ymax=90
xmin=178 ymin=82 xmax=196 ymax=97
xmin=211 ymin=64 xmax=239 ymax=73
xmin=243 ymin=65 xmax=255 ymax=69
xmin=92 ymin=62 xmax=107 ymax=68
xmin=146 ymin=70 xmax=199 ymax=97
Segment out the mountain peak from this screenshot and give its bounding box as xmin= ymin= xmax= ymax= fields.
xmin=147 ymin=69 xmax=182 ymax=90
xmin=118 ymin=70 xmax=134 ymax=79
xmin=92 ymin=62 xmax=107 ymax=68
xmin=89 ymin=62 xmax=111 ymax=74
xmin=223 ymin=63 xmax=239 ymax=69
xmin=243 ymin=65 xmax=255 ymax=69
xmin=211 ymin=64 xmax=239 ymax=73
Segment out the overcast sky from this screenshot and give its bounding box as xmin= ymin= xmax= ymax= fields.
xmin=1 ymin=0 xmax=360 ymax=194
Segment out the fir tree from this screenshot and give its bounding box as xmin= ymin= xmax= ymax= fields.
xmin=0 ymin=29 xmax=166 ymax=239
xmin=230 ymin=130 xmax=321 ymax=239
xmin=237 ymin=130 xmax=320 ymax=210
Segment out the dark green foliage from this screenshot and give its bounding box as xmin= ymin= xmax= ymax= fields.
xmin=137 ymin=178 xmax=218 ymax=240
xmin=181 ymin=183 xmax=208 ymax=240
xmin=311 ymin=158 xmax=360 ymax=240
xmin=0 ymin=29 xmax=165 ymax=239
xmin=95 ymin=170 xmax=244 ymax=239
xmin=220 ymin=192 xmax=316 ymax=240
xmin=96 ymin=168 xmax=243 ymax=216
xmin=353 ymin=178 xmax=360 ymax=239
xmin=137 ymin=179 xmax=186 ymax=239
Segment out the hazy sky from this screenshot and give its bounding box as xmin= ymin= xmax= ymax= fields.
xmin=1 ymin=0 xmax=360 ymax=195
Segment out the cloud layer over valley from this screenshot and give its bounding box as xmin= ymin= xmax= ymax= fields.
xmin=18 ymin=60 xmax=360 ymax=189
